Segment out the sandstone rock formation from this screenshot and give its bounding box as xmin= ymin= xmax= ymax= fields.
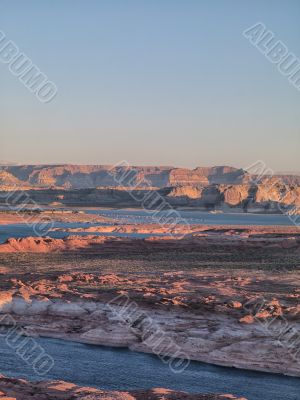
xmin=1 ymin=184 xmax=299 ymax=214
xmin=1 ymin=257 xmax=300 ymax=376
xmin=0 ymin=225 xmax=299 ymax=253
xmin=0 ymin=376 xmax=247 ymax=399
xmin=2 ymin=164 xmax=298 ymax=190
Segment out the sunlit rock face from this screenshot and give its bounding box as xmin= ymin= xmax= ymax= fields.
xmin=0 ymin=164 xmax=299 ymax=212
xmin=0 ymin=164 xmax=286 ymax=189
xmin=1 ymin=249 xmax=300 ymax=377
xmin=0 ymin=375 xmax=248 ymax=399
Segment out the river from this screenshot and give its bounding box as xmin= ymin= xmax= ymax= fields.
xmin=0 ymin=336 xmax=299 ymax=400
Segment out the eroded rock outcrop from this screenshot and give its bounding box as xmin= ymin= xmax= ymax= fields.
xmin=0 ymin=376 xmax=247 ymax=400
xmin=1 ymin=164 xmax=298 ymax=190
xmin=0 ymin=224 xmax=299 ymax=253
xmin=1 ymin=268 xmax=300 ymax=376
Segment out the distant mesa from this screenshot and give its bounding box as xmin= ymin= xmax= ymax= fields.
xmin=0 ymin=164 xmax=299 ymax=189
xmin=0 ymin=164 xmax=299 ymax=213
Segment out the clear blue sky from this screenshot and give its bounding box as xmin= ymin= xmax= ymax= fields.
xmin=1 ymin=0 xmax=299 ymax=171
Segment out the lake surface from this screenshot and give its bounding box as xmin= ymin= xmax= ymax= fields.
xmin=0 ymin=208 xmax=296 ymax=244
xmin=0 ymin=222 xmax=163 ymax=244
xmin=86 ymin=208 xmax=296 ymax=226
xmin=0 ymin=336 xmax=299 ymax=400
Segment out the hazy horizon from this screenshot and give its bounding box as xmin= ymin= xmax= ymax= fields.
xmin=1 ymin=161 xmax=300 ymax=175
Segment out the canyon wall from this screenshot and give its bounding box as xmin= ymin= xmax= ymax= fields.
xmin=0 ymin=165 xmax=299 ymax=213
xmin=0 ymin=185 xmax=299 ymax=213
xmin=3 ymin=164 xmax=299 ymax=189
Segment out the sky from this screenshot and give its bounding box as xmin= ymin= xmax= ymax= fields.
xmin=0 ymin=0 xmax=299 ymax=171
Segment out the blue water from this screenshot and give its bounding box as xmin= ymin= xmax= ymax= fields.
xmin=0 ymin=208 xmax=296 ymax=244
xmin=86 ymin=208 xmax=296 ymax=226
xmin=0 ymin=206 xmax=296 ymax=227
xmin=0 ymin=336 xmax=299 ymax=400
xmin=0 ymin=222 xmax=168 ymax=244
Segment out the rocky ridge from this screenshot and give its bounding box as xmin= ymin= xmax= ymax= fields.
xmin=1 ymin=164 xmax=299 ymax=189
xmin=0 ymin=375 xmax=247 ymax=399
xmin=1 ymin=266 xmax=300 ymax=376
xmin=1 ymin=185 xmax=299 ymax=213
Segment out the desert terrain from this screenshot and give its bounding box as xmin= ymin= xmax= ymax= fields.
xmin=0 ymin=175 xmax=299 ymax=398
xmin=0 ymin=210 xmax=299 ymax=381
